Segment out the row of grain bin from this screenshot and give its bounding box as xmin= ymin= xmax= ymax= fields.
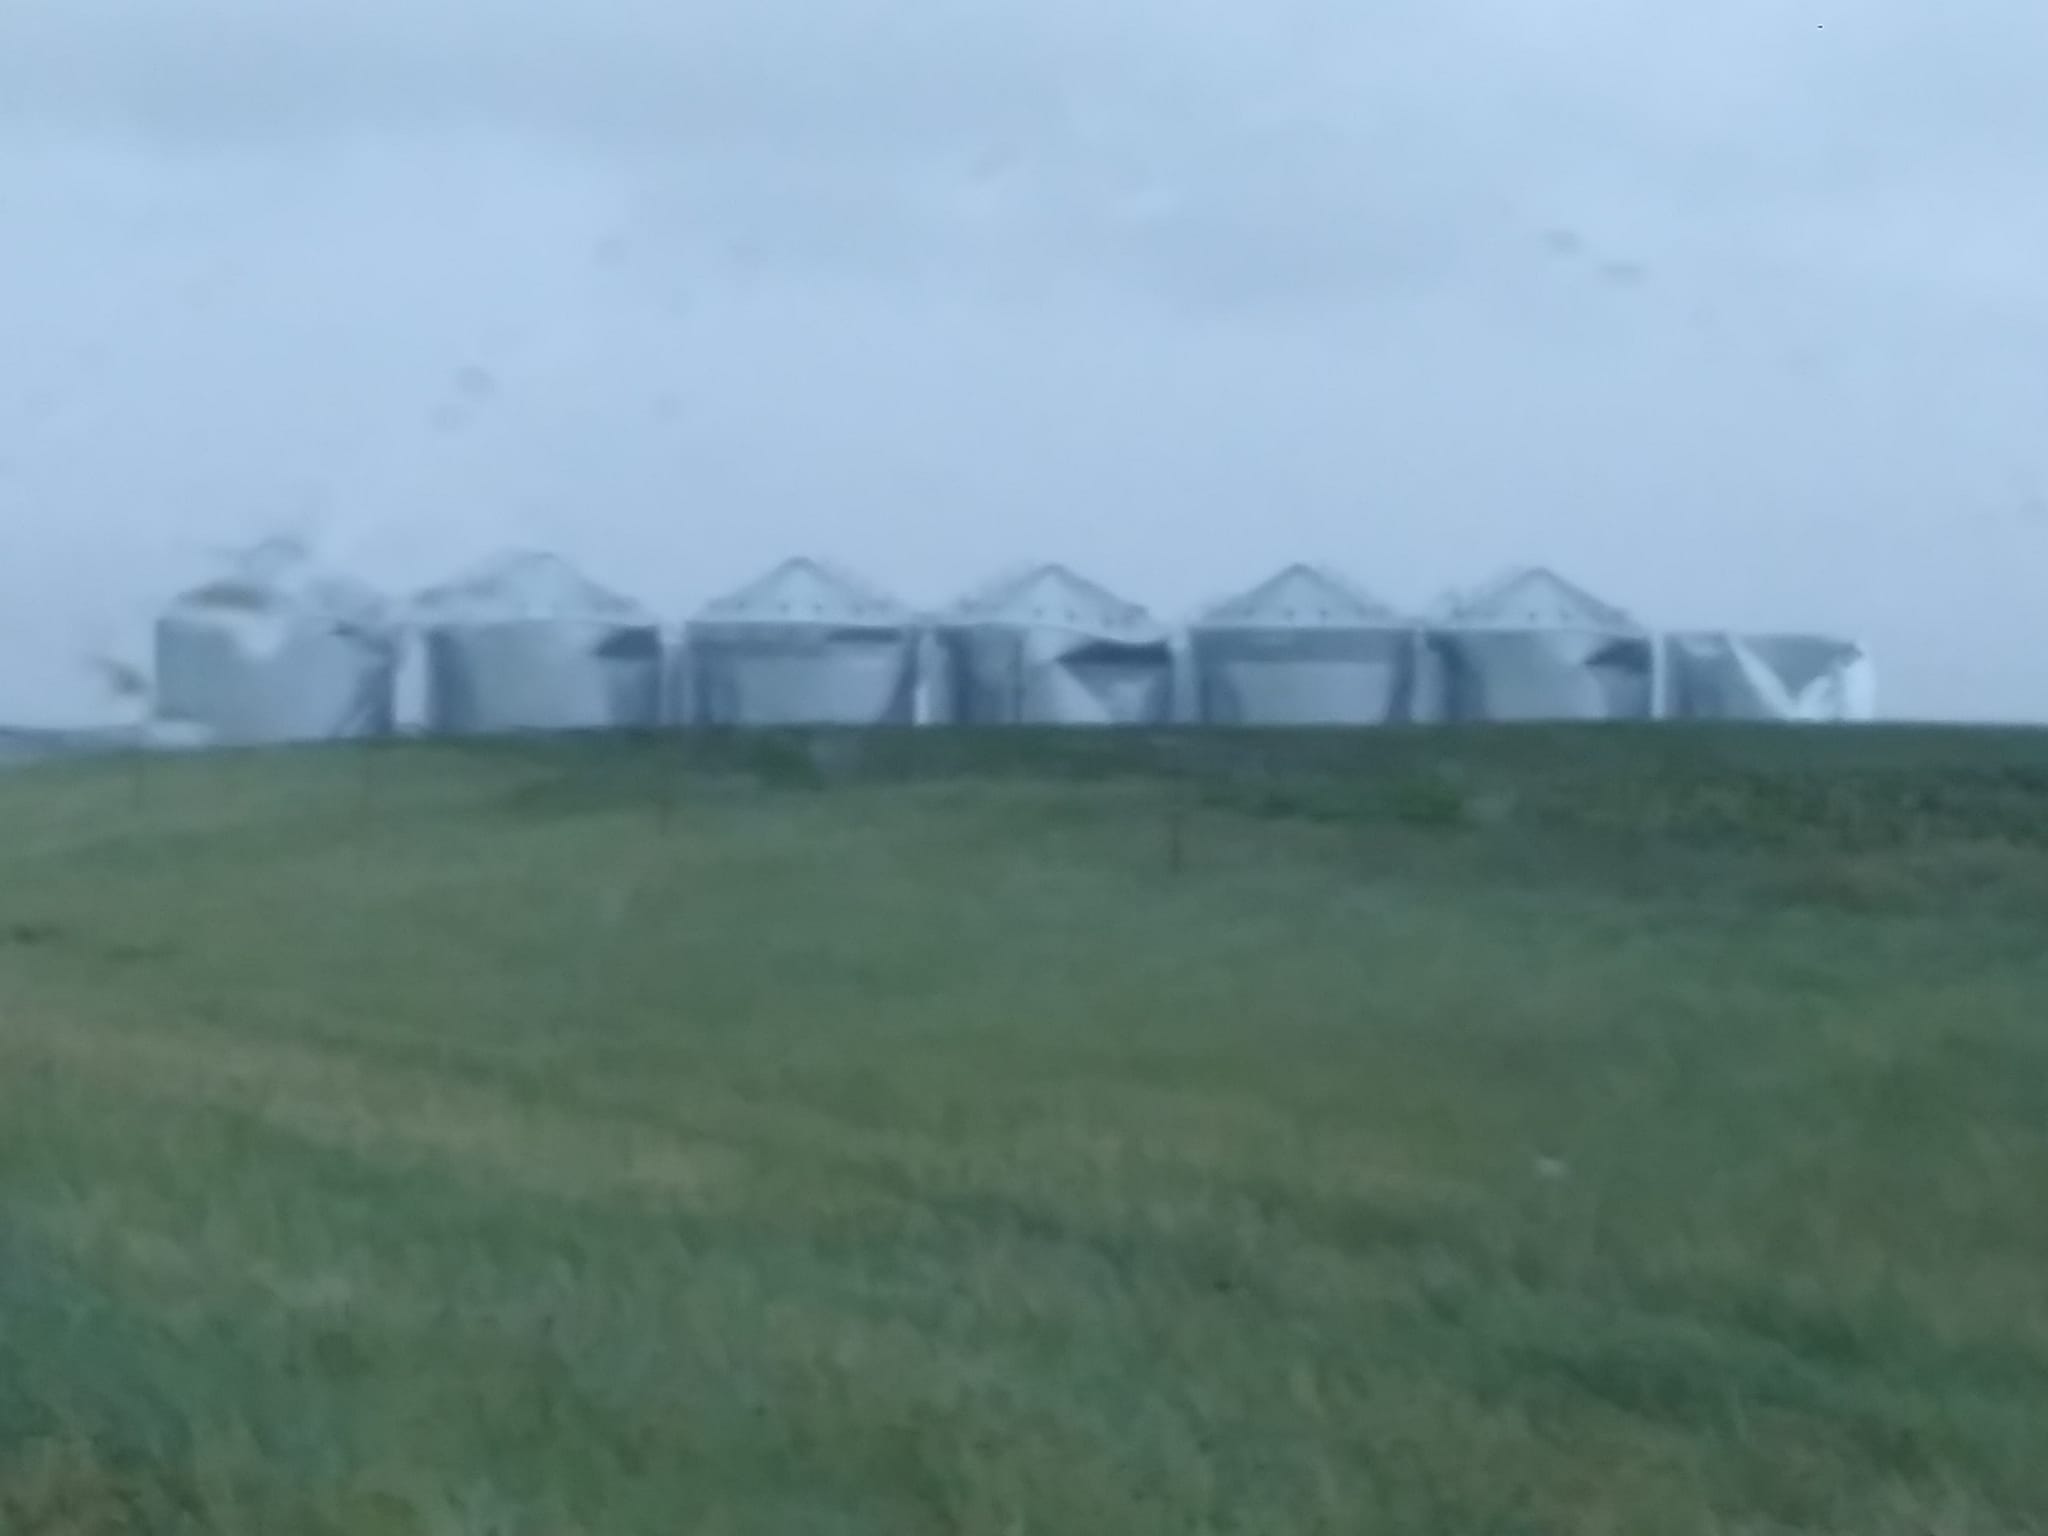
xmin=149 ymin=544 xmax=1874 ymax=747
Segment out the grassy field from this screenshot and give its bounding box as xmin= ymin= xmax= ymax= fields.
xmin=5 ymin=726 xmax=2048 ymax=1534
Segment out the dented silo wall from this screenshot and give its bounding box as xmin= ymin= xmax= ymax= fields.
xmin=413 ymin=552 xmax=663 ymax=735
xmin=685 ymin=558 xmax=919 ymax=726
xmin=932 ymin=564 xmax=1175 ymax=726
xmin=1663 ymin=633 xmax=1876 ymax=722
xmin=1188 ymin=564 xmax=1418 ymax=726
xmin=1427 ymin=566 xmax=1655 ymax=723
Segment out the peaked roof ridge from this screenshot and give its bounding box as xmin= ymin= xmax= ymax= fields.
xmin=1437 ymin=564 xmax=1641 ymax=631
xmin=945 ymin=561 xmax=1158 ymax=633
xmin=1193 ymin=561 xmax=1402 ymax=627
xmin=412 ymin=547 xmax=650 ymax=622
xmin=695 ymin=554 xmax=912 ymax=623
xmin=946 ymin=560 xmax=1065 ymax=614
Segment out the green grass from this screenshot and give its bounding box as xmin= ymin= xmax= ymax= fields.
xmin=5 ymin=726 xmax=2048 ymax=1534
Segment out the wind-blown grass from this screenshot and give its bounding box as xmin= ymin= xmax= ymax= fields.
xmin=4 ymin=727 xmax=2048 ymax=1533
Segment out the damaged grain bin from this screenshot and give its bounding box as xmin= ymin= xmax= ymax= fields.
xmin=412 ymin=551 xmax=663 ymax=735
xmin=1426 ymin=566 xmax=1655 ymax=722
xmin=153 ymin=538 xmax=398 ymax=746
xmin=682 ymin=557 xmax=920 ymax=726
xmin=1188 ymin=563 xmax=1419 ymax=725
xmin=932 ymin=563 xmax=1174 ymax=726
xmin=1662 ymin=632 xmax=1876 ymax=722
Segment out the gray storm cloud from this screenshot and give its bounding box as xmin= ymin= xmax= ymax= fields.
xmin=13 ymin=0 xmax=2031 ymax=304
xmin=3 ymin=0 xmax=2047 ymax=722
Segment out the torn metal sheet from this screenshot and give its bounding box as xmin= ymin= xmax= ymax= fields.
xmin=1425 ymin=566 xmax=1654 ymax=722
xmin=932 ymin=563 xmax=1174 ymax=726
xmin=1664 ymin=633 xmax=1876 ymax=722
xmin=153 ymin=539 xmax=398 ymax=746
xmin=1426 ymin=628 xmax=1656 ymax=722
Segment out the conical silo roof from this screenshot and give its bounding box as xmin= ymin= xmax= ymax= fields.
xmin=412 ymin=551 xmax=650 ymax=625
xmin=1435 ymin=565 xmax=1641 ymax=632
xmin=694 ymin=557 xmax=912 ymax=626
xmin=946 ymin=562 xmax=1161 ymax=637
xmin=1193 ymin=563 xmax=1403 ymax=629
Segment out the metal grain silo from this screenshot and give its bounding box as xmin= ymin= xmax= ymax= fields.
xmin=412 ymin=551 xmax=662 ymax=736
xmin=1426 ymin=566 xmax=1655 ymax=722
xmin=153 ymin=538 xmax=398 ymax=746
xmin=932 ymin=563 xmax=1174 ymax=726
xmin=682 ymin=558 xmax=919 ymax=726
xmin=1188 ymin=563 xmax=1419 ymax=726
xmin=1663 ymin=632 xmax=1876 ymax=722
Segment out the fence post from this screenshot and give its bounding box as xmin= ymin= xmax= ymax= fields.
xmin=1158 ymin=733 xmax=1192 ymax=876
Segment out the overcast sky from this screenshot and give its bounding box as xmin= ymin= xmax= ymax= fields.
xmin=3 ymin=0 xmax=2044 ymax=722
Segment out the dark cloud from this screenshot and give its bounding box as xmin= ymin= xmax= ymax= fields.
xmin=11 ymin=0 xmax=2040 ymax=309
